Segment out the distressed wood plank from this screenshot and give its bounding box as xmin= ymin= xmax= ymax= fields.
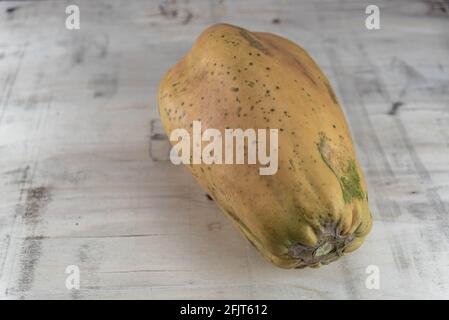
xmin=0 ymin=0 xmax=448 ymax=299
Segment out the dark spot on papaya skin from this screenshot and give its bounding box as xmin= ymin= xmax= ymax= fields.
xmin=238 ymin=29 xmax=270 ymax=55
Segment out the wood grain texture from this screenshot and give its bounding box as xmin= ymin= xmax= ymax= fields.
xmin=0 ymin=0 xmax=448 ymax=299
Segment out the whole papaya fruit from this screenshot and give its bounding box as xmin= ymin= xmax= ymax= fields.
xmin=158 ymin=23 xmax=372 ymax=268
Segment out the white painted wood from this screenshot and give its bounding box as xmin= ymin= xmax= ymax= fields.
xmin=0 ymin=0 xmax=448 ymax=299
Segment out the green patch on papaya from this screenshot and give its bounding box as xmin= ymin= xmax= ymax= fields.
xmin=316 ymin=132 xmax=364 ymax=204
xmin=340 ymin=159 xmax=364 ymax=204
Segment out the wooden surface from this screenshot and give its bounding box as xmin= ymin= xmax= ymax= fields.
xmin=1 ymin=0 xmax=449 ymax=299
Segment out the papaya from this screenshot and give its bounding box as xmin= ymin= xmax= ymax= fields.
xmin=158 ymin=23 xmax=372 ymax=268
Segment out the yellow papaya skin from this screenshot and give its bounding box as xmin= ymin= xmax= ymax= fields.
xmin=158 ymin=24 xmax=372 ymax=269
